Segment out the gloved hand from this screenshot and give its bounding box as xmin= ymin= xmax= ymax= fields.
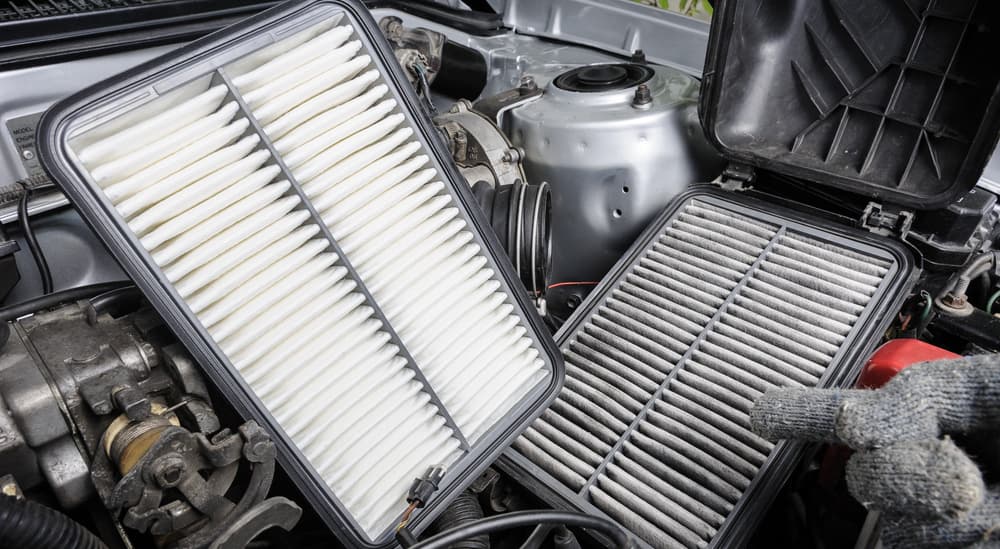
xmin=749 ymin=354 xmax=1000 ymax=548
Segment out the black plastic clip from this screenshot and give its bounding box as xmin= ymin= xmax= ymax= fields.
xmin=860 ymin=202 xmax=914 ymax=237
xmin=407 ymin=465 xmax=447 ymax=506
xmin=713 ymin=163 xmax=756 ymax=191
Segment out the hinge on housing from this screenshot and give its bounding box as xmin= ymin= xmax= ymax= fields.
xmin=712 ymin=163 xmax=756 ymax=191
xmin=860 ymin=202 xmax=914 ymax=236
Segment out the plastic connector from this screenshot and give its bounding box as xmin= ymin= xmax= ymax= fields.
xmin=407 ymin=465 xmax=446 ymax=507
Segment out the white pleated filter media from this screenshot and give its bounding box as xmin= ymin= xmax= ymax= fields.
xmin=59 ymin=10 xmax=553 ymax=541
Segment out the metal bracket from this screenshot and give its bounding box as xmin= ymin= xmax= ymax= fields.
xmin=472 ymin=78 xmax=543 ymax=129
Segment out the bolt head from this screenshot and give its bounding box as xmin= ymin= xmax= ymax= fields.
xmin=153 ymin=456 xmax=186 ymax=488
xmin=942 ymin=292 xmax=966 ymax=308
xmin=935 ymin=293 xmax=975 ymax=317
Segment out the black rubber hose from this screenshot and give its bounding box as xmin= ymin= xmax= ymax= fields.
xmin=87 ymin=286 xmax=144 ymax=319
xmin=432 ymin=490 xmax=489 ymax=549
xmin=411 ymin=511 xmax=630 ymax=549
xmin=0 ymin=281 xmax=133 ymax=321
xmin=0 ymin=496 xmax=107 ymax=549
xmin=470 ymin=180 xmax=552 ymax=296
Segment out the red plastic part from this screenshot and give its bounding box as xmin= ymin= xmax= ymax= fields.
xmin=857 ymin=338 xmax=959 ymax=389
xmin=820 ymin=339 xmax=961 ymax=488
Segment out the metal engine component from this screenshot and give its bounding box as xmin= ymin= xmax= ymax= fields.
xmin=436 ymin=98 xmax=553 ymax=297
xmin=436 ymin=99 xmax=529 ymax=190
xmin=507 ymin=63 xmax=724 ymax=318
xmin=103 ymin=417 xmax=301 ymax=548
xmin=0 ymin=299 xmax=165 ymax=509
xmin=0 ymin=298 xmax=300 ymax=547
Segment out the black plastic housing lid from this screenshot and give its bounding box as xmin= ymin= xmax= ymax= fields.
xmin=699 ymin=0 xmax=1000 ymax=210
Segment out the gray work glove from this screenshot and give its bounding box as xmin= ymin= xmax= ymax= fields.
xmin=749 ymin=355 xmax=1000 ymax=548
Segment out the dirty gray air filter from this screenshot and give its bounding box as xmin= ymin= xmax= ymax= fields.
xmin=34 ymin=1 xmax=561 ymax=547
xmin=504 ymin=190 xmax=912 ymax=548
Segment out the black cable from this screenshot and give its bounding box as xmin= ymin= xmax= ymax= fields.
xmin=0 ymin=281 xmax=133 ymax=321
xmin=18 ymin=185 xmax=53 ymax=295
xmin=409 ymin=511 xmax=630 ymax=549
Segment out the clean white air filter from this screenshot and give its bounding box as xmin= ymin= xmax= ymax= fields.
xmin=37 ymin=2 xmax=561 ymax=547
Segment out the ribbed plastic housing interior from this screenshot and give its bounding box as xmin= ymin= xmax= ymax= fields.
xmin=508 ymin=192 xmax=910 ymax=549
xmin=701 ymin=0 xmax=1000 ymax=209
xmin=41 ymin=3 xmax=558 ymax=545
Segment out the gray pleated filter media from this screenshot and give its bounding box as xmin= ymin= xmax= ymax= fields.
xmin=504 ymin=190 xmax=913 ymax=549
xmin=35 ymin=1 xmax=562 ymax=547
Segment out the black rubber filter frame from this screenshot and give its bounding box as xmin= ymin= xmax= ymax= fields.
xmin=699 ymin=0 xmax=1000 ymax=210
xmin=34 ymin=1 xmax=563 ymax=547
xmin=501 ymin=188 xmax=916 ymax=549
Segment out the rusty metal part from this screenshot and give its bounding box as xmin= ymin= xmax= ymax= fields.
xmin=107 ymin=419 xmax=297 ymax=548
xmin=0 ymin=300 xmax=300 ymax=547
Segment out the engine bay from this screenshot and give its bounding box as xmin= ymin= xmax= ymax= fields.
xmin=0 ymin=1 xmax=998 ymax=548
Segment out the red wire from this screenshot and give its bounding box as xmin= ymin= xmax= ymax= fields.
xmin=547 ymin=281 xmax=600 ymax=290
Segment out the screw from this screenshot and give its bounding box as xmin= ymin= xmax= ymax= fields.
xmin=632 ymin=84 xmax=653 ymax=109
xmin=630 ymin=49 xmax=647 ymax=64
xmin=519 ymin=75 xmax=538 ymax=92
xmin=21 ymin=149 xmax=34 ymax=161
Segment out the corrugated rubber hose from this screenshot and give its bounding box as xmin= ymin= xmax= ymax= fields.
xmin=0 ymin=495 xmax=107 ymax=549
xmin=432 ymin=490 xmax=489 ymax=549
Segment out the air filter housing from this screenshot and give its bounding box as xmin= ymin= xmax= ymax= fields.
xmin=503 ymin=189 xmax=913 ymax=548
xmin=35 ymin=1 xmax=562 ymax=546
